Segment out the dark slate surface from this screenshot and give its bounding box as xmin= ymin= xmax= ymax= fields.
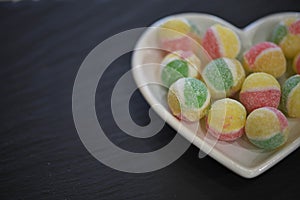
xmin=1 ymin=0 xmax=300 ymax=199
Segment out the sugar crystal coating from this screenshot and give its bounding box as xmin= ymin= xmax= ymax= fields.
xmin=271 ymin=18 xmax=300 ymax=59
xmin=245 ymin=107 xmax=289 ymax=150
xmin=202 ymin=57 xmax=245 ymax=99
xmin=240 ymin=72 xmax=281 ymax=113
xmin=281 ymin=74 xmax=300 ymax=118
xmin=202 ymin=24 xmax=241 ymax=59
xmin=243 ymin=42 xmax=286 ymax=78
xmin=158 ymin=18 xmax=201 ymax=53
xmin=161 ymin=51 xmax=201 ymax=87
xmin=207 ymin=98 xmax=247 ymax=141
xmin=168 ymin=78 xmax=210 ymax=121
xmin=293 ymin=52 xmax=300 ymax=74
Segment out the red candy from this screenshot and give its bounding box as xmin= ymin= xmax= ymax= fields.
xmin=239 ymin=89 xmax=281 ymax=113
xmin=289 ymin=20 xmax=300 ymax=35
xmin=161 ymin=33 xmax=200 ymax=53
xmin=202 ymin=28 xmax=221 ymax=59
xmin=244 ymin=42 xmax=277 ymax=69
xmin=239 ymin=72 xmax=281 ymax=113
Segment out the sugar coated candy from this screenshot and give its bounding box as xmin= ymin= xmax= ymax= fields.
xmin=168 ymin=77 xmax=211 ymax=121
xmin=245 ymin=107 xmax=289 ymax=150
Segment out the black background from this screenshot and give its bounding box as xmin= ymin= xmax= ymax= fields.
xmin=1 ymin=0 xmax=300 ymax=199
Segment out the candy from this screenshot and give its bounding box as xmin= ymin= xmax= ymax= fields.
xmin=202 ymin=57 xmax=245 ymax=99
xmin=293 ymin=52 xmax=300 ymax=74
xmin=161 ymin=51 xmax=201 ymax=87
xmin=271 ymin=18 xmax=300 ymax=59
xmin=243 ymin=42 xmax=286 ymax=78
xmin=158 ymin=18 xmax=201 ymax=53
xmin=202 ymin=24 xmax=241 ymax=59
xmin=206 ymin=98 xmax=246 ymax=141
xmin=239 ymin=72 xmax=281 ymax=113
xmin=245 ymin=107 xmax=289 ymax=150
xmin=168 ymin=77 xmax=210 ymax=121
xmin=281 ymin=74 xmax=300 ymax=118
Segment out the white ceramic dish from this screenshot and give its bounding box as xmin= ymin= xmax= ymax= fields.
xmin=131 ymin=12 xmax=300 ymax=178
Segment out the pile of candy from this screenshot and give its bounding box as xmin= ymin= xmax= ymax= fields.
xmin=158 ymin=17 xmax=300 ymax=150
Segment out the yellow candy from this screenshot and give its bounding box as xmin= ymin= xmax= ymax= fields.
xmin=159 ymin=19 xmax=191 ymax=40
xmin=255 ymin=48 xmax=286 ymax=77
xmin=245 ymin=107 xmax=289 ymax=150
xmin=246 ymin=108 xmax=281 ymax=139
xmin=287 ymin=84 xmax=300 ymax=118
xmin=207 ymin=99 xmax=246 ymax=133
xmin=240 ymin=72 xmax=280 ymax=92
xmin=230 ymin=58 xmax=246 ymax=94
xmin=280 ymin=34 xmax=300 ymax=59
xmin=214 ymin=24 xmax=241 ymax=59
xmin=243 ymin=42 xmax=286 ymax=78
xmin=207 ymin=98 xmax=246 ymax=141
xmin=158 ymin=18 xmax=201 ymax=53
xmin=202 ymin=24 xmax=240 ymax=59
xmin=161 ymin=51 xmax=201 ymax=79
xmin=168 ymin=78 xmax=211 ymax=122
xmin=282 ymin=17 xmax=297 ymax=26
xmin=293 ymin=52 xmax=300 ymax=74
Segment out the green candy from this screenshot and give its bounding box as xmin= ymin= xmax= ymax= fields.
xmin=184 ymin=78 xmax=208 ymax=108
xmin=250 ymin=132 xmax=286 ymax=150
xmin=271 ymin=24 xmax=288 ymax=44
xmin=161 ymin=59 xmax=188 ymax=87
xmin=203 ymin=58 xmax=234 ymax=91
xmin=281 ymin=75 xmax=300 ymax=113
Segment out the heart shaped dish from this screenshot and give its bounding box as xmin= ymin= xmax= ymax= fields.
xmin=131 ymin=12 xmax=300 ymax=178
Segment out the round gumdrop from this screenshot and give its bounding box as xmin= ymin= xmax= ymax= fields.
xmin=167 ymin=77 xmax=211 ymax=122
xmin=245 ymin=107 xmax=289 ymax=150
xmin=271 ymin=18 xmax=300 ymax=59
xmin=202 ymin=24 xmax=241 ymax=59
xmin=293 ymin=52 xmax=300 ymax=74
xmin=243 ymin=42 xmax=286 ymax=78
xmin=202 ymin=57 xmax=245 ymax=99
xmin=239 ymin=72 xmax=281 ymax=113
xmin=161 ymin=51 xmax=201 ymax=87
xmin=281 ymin=74 xmax=300 ymax=118
xmin=158 ymin=18 xmax=201 ymax=53
xmin=206 ymin=98 xmax=247 ymax=141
